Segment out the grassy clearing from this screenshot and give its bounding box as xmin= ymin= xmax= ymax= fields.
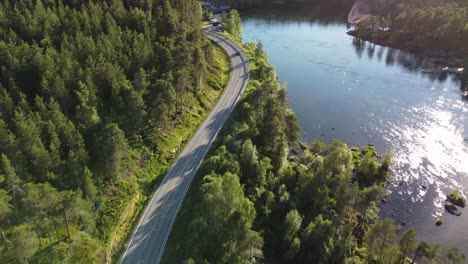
xmin=109 ymin=39 xmax=231 ymax=262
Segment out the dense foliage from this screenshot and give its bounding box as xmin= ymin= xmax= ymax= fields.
xmin=353 ymin=0 xmax=468 ymax=56
xmin=164 ymin=34 xmax=465 ymax=263
xmin=226 ymin=0 xmax=468 ymax=57
xmin=0 ymin=0 xmax=228 ymax=262
xmin=222 ymin=9 xmax=243 ymax=42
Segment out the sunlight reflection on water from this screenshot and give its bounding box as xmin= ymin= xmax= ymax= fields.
xmin=380 ymin=96 xmax=468 ymax=215
xmin=242 ymin=5 xmax=468 ymax=252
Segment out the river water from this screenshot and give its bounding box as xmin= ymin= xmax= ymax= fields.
xmin=241 ymin=4 xmax=468 ymax=253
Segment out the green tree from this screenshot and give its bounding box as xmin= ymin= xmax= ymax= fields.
xmin=96 ymin=123 xmax=129 ymax=183
xmin=223 ymin=9 xmax=242 ymax=41
xmin=174 ymin=69 xmax=191 ymax=115
xmin=188 ymin=172 xmax=258 ymax=263
xmin=0 ymin=190 xmax=11 ymax=243
xmin=23 ymin=183 xmax=62 ymax=243
xmin=364 ymin=218 xmax=399 ymax=263
xmin=240 ymin=231 xmax=264 ymax=262
xmin=240 ymin=139 xmax=268 ymax=198
xmin=447 ymin=247 xmax=466 ymax=264
xmin=9 ymin=225 xmax=39 ymax=264
xmin=0 ymin=86 xmax=14 ymax=120
xmin=194 ymin=47 xmax=207 ymax=91
xmin=65 ymin=232 xmax=104 ymax=264
xmin=356 ymin=184 xmax=384 ymax=231
xmin=357 ymin=152 xmax=380 ymax=186
xmin=74 ymin=80 xmax=100 ymax=131
xmin=0 ymin=154 xmax=21 ymax=211
xmin=0 ymin=119 xmax=16 ymax=157
xmin=282 ymin=209 xmax=302 ymax=261
xmin=147 ymin=77 xmax=176 ymax=127
xmin=13 ymin=109 xmax=51 ymax=182
xmin=399 ymin=228 xmax=417 ymax=264
xmin=411 ymin=241 xmax=439 ymax=264
xmin=61 ymin=190 xmax=93 ymax=240
xmin=132 ymin=68 xmax=149 ymax=93
xmin=301 ymin=215 xmax=334 ymax=263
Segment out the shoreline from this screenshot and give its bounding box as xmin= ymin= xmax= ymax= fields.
xmin=347 ymin=29 xmax=468 ymax=87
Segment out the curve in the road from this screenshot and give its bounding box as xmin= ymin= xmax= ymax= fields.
xmin=120 ymin=30 xmax=250 ymax=264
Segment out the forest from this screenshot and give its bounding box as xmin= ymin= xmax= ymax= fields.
xmin=0 ymin=0 xmax=230 ymax=263
xmin=216 ymin=0 xmax=468 ymax=57
xmin=163 ymin=14 xmax=466 ymax=263
xmin=351 ymin=0 xmax=468 ymax=57
xmin=1 ymin=0 xmax=466 ymax=263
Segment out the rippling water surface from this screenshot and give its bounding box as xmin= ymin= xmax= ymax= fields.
xmin=241 ymin=4 xmax=468 ymax=253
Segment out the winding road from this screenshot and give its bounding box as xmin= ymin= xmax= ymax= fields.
xmin=120 ymin=29 xmax=250 ymax=264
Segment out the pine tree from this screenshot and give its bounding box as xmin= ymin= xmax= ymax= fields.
xmin=97 ymin=123 xmax=129 ymax=183
xmin=0 ymin=154 xmax=22 ymax=212
xmin=0 ymin=190 xmax=11 ymax=243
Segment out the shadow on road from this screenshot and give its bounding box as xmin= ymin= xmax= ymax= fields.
xmin=121 ymin=108 xmax=232 ymax=263
xmin=121 ymin=31 xmax=250 ymax=264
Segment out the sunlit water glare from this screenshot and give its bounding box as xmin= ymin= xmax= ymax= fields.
xmin=242 ymin=5 xmax=468 ymax=254
xmin=379 ymin=96 xmax=468 ymax=211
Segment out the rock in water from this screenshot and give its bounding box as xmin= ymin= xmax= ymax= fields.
xmin=447 ymin=190 xmax=467 ymax=207
xmin=445 ymin=202 xmax=462 ymax=216
xmin=435 ymin=219 xmax=443 ymax=226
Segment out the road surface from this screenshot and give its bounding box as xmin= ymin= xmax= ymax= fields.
xmin=120 ymin=30 xmax=250 ymax=264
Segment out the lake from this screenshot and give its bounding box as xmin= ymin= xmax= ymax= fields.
xmin=241 ymin=4 xmax=468 ymax=253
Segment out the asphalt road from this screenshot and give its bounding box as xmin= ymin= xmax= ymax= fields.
xmin=120 ymin=30 xmax=250 ymax=264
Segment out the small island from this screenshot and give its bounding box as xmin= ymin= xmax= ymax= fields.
xmin=447 ymin=190 xmax=467 ymax=208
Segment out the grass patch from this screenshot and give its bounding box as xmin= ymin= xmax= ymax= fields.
xmin=109 ymin=38 xmax=231 ymax=262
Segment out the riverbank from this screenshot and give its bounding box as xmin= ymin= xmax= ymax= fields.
xmin=161 ymin=31 xmax=393 ymax=264
xmin=240 ymin=5 xmax=468 ymax=255
xmin=347 ymin=29 xmax=467 ymax=88
xmin=161 ymin=27 xmax=465 ymax=262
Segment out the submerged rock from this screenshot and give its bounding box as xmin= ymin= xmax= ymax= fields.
xmin=445 ymin=202 xmax=462 ymax=216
